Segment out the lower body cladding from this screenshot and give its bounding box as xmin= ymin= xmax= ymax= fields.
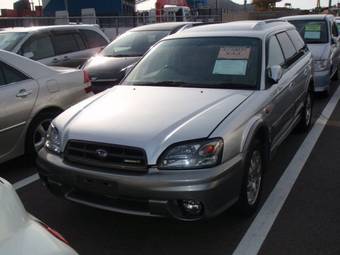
xmin=313 ymin=69 xmax=331 ymax=93
xmin=37 ymin=149 xmax=244 ymax=221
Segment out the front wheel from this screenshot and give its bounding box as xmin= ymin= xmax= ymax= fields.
xmin=297 ymin=90 xmax=313 ymax=132
xmin=236 ymin=139 xmax=264 ymax=216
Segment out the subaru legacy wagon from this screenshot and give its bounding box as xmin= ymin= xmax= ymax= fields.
xmin=37 ymin=20 xmax=313 ymax=221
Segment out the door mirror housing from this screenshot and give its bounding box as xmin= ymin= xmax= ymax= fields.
xmin=23 ymin=52 xmax=34 ymax=59
xmin=268 ymin=65 xmax=283 ymax=84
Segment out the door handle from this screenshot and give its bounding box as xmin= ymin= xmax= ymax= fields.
xmin=63 ymin=56 xmax=70 ymax=61
xmin=52 ymin=58 xmax=59 ymax=64
xmin=288 ymin=82 xmax=294 ymax=89
xmin=16 ymin=89 xmax=32 ymax=98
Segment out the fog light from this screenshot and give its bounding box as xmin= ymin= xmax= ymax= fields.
xmin=180 ymin=200 xmax=203 ymax=216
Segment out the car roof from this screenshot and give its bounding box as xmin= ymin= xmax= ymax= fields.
xmin=0 ymin=24 xmax=100 ymax=33
xmin=129 ymin=22 xmax=200 ymax=32
xmin=282 ymin=14 xmax=334 ymax=21
xmin=165 ymin=20 xmax=294 ymax=40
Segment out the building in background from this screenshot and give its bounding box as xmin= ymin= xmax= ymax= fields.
xmin=42 ymin=0 xmax=135 ymax=16
xmin=1 ymin=0 xmax=42 ymax=17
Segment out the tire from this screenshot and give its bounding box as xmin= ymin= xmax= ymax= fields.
xmin=236 ymin=139 xmax=264 ymax=216
xmin=297 ymin=89 xmax=313 ymax=132
xmin=26 ymin=111 xmax=60 ymax=158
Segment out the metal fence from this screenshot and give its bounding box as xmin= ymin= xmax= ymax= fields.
xmin=0 ymin=14 xmax=222 ymax=39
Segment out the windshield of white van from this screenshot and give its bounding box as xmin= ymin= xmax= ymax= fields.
xmin=0 ymin=32 xmax=27 ymax=51
xmin=289 ymin=20 xmax=328 ymax=44
xmin=123 ymin=37 xmax=262 ymax=90
xmin=101 ymin=30 xmax=170 ymax=58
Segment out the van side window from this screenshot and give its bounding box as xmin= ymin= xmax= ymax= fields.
xmin=267 ymin=36 xmax=285 ymax=67
xmin=21 ymin=34 xmax=55 ymax=60
xmin=0 ymin=62 xmax=28 ymax=85
xmin=53 ymin=32 xmax=80 ymax=55
xmin=332 ymin=22 xmax=339 ymax=37
xmin=80 ymin=30 xmax=108 ymax=49
xmin=277 ymin=32 xmax=298 ymax=64
xmin=287 ymin=30 xmax=305 ymax=52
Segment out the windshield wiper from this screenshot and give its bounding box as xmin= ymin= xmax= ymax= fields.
xmin=132 ymin=81 xmax=193 ymax=87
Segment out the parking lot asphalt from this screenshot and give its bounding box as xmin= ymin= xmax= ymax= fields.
xmin=1 ymin=81 xmax=340 ymax=255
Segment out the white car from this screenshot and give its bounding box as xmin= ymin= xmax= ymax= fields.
xmin=0 ymin=178 xmax=78 ymax=255
xmin=0 ymin=25 xmax=110 ymax=68
xmin=0 ymin=50 xmax=93 ymax=164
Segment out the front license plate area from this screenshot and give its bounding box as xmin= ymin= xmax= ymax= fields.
xmin=76 ymin=176 xmax=118 ymax=198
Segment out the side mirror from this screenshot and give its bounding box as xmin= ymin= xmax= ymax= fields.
xmin=268 ymin=65 xmax=283 ymax=84
xmin=23 ymin=52 xmax=34 ymax=59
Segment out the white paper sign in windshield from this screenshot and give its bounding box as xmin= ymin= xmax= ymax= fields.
xmin=213 ymin=46 xmax=251 ymax=75
xmin=304 ymin=23 xmax=321 ymax=40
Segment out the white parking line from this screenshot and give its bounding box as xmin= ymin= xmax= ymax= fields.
xmin=232 ymin=86 xmax=340 ymax=255
xmin=13 ymin=173 xmax=39 ymax=190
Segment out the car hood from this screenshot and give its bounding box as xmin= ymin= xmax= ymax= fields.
xmin=307 ymin=43 xmax=330 ymax=61
xmin=83 ymin=55 xmax=140 ymax=80
xmin=57 ymin=86 xmax=253 ymax=164
xmin=0 ymin=178 xmax=28 ymax=242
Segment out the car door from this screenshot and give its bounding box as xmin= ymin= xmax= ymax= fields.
xmin=266 ymin=33 xmax=297 ymax=147
xmin=287 ymin=29 xmax=312 ymax=117
xmin=20 ymin=32 xmax=57 ymax=66
xmin=50 ymin=30 xmax=84 ymax=67
xmin=0 ymin=62 xmax=38 ymax=159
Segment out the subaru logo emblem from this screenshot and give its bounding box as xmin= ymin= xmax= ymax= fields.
xmin=96 ymin=149 xmax=108 ymax=158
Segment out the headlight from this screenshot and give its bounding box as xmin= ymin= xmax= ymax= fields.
xmin=313 ymin=60 xmax=330 ymax=72
xmin=45 ymin=123 xmax=61 ymax=154
xmin=158 ymin=138 xmax=224 ymax=170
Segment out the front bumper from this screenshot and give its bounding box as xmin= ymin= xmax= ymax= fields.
xmin=37 ymin=148 xmax=244 ymax=221
xmin=313 ymin=69 xmax=331 ymax=92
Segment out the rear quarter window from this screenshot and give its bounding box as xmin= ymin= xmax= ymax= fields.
xmin=80 ymin=29 xmax=108 ymax=49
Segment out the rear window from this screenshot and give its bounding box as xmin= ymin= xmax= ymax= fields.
xmin=80 ymin=30 xmax=108 ymax=49
xmin=289 ymin=20 xmax=329 ymax=44
xmin=0 ymin=32 xmax=27 ymax=51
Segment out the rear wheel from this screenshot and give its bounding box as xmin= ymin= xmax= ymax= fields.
xmin=297 ymin=90 xmax=313 ymax=132
xmin=236 ymin=139 xmax=264 ymax=216
xmin=26 ymin=111 xmax=61 ymax=158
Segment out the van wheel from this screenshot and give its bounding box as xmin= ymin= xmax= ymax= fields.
xmin=236 ymin=139 xmax=264 ymax=216
xmin=26 ymin=112 xmax=60 ymax=158
xmin=297 ymin=90 xmax=313 ymax=132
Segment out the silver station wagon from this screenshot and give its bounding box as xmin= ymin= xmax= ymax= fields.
xmin=37 ymin=20 xmax=313 ymax=221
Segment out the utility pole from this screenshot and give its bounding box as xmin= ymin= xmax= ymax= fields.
xmin=244 ymin=0 xmax=247 ymax=10
xmin=64 ymin=0 xmax=69 ymax=12
xmin=329 ymin=0 xmax=332 ymax=9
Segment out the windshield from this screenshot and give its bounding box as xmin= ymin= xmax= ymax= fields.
xmin=0 ymin=32 xmax=27 ymax=51
xmin=289 ymin=20 xmax=329 ymax=44
xmin=123 ymin=37 xmax=262 ymax=90
xmin=101 ymin=30 xmax=170 ymax=57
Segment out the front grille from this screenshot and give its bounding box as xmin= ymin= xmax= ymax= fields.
xmin=64 ymin=140 xmax=148 ymax=173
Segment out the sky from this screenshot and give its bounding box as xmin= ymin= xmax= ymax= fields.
xmin=0 ymin=0 xmax=338 ymax=10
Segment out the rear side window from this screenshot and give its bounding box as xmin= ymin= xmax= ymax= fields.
xmin=80 ymin=29 xmax=107 ymax=49
xmin=74 ymin=33 xmax=86 ymax=50
xmin=53 ymin=32 xmax=80 ymax=55
xmin=287 ymin=30 xmax=305 ymax=52
xmin=332 ymin=22 xmax=339 ymax=37
xmin=21 ymin=34 xmax=55 ymax=60
xmin=267 ymin=36 xmax=285 ymax=67
xmin=277 ymin=32 xmax=297 ymax=60
xmin=0 ymin=62 xmax=28 ymax=85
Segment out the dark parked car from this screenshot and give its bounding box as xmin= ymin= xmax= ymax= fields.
xmin=82 ymin=22 xmax=200 ymax=94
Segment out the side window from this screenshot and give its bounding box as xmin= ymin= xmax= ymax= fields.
xmin=80 ymin=30 xmax=108 ymax=49
xmin=267 ymin=36 xmax=285 ymax=67
xmin=0 ymin=66 xmax=5 ymax=86
xmin=0 ymin=62 xmax=28 ymax=85
xmin=21 ymin=34 xmax=55 ymax=60
xmin=74 ymin=33 xmax=86 ymax=50
xmin=52 ymin=32 xmax=80 ymax=55
xmin=277 ymin=32 xmax=297 ymax=61
xmin=332 ymin=22 xmax=339 ymax=37
xmin=287 ymin=30 xmax=305 ymax=52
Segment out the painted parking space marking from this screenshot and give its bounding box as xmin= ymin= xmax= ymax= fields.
xmin=13 ymin=173 xmax=39 ymax=190
xmin=232 ymin=86 xmax=340 ymax=255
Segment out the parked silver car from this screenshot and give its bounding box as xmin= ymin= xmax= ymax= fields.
xmin=0 ymin=25 xmax=110 ymax=68
xmin=0 ymin=50 xmax=93 ymax=164
xmin=37 ymin=20 xmax=313 ymax=220
xmin=282 ymin=15 xmax=340 ymax=95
